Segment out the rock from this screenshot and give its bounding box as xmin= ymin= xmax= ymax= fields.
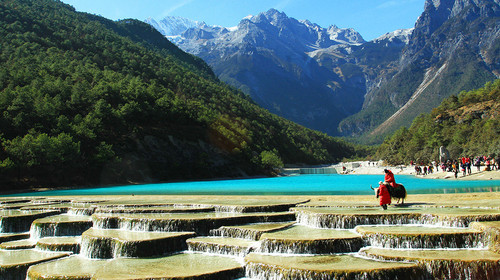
xmin=439 ymin=146 xmax=450 ymax=163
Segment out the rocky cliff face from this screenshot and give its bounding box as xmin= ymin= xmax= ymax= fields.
xmin=403 ymin=0 xmax=500 ymax=67
xmin=339 ymin=0 xmax=499 ymax=142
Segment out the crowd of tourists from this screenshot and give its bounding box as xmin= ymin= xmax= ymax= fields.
xmin=411 ymin=155 xmax=500 ymax=178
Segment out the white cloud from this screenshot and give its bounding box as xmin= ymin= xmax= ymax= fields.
xmin=274 ymin=0 xmax=293 ymax=11
xmin=160 ymin=0 xmax=194 ymax=18
xmin=377 ymin=0 xmax=419 ymax=9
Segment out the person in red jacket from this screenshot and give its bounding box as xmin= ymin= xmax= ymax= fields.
xmin=384 ymin=169 xmax=396 ymax=187
xmin=376 ymin=181 xmax=391 ymax=210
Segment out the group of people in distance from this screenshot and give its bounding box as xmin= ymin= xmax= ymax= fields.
xmin=414 ymin=155 xmax=499 ymax=179
xmin=414 ymin=165 xmax=434 ymax=175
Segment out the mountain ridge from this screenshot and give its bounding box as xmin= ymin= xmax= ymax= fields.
xmin=146 ymin=9 xmax=382 ymax=136
xmin=147 ymin=1 xmax=499 ymax=142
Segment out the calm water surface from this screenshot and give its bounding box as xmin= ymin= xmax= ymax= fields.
xmin=8 ymin=174 xmax=500 ymax=196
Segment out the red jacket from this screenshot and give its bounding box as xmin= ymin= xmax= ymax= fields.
xmin=378 ymin=184 xmax=391 ymax=205
xmin=384 ymin=170 xmax=396 ymax=187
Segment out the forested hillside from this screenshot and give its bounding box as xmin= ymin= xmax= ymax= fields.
xmin=0 ymin=0 xmax=362 ymax=191
xmin=376 ymin=80 xmax=500 ymax=165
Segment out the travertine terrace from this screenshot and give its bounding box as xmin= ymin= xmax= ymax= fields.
xmin=0 ymin=193 xmax=498 ymax=279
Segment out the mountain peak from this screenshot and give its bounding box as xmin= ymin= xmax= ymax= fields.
xmin=424 ymin=0 xmax=445 ymax=9
xmin=144 ymin=16 xmax=200 ymax=36
xmin=264 ymin=8 xmax=283 ymax=16
xmin=373 ymin=28 xmax=414 ymax=44
xmin=422 ymin=0 xmax=499 ymax=20
xmin=249 ymin=8 xmax=289 ymax=25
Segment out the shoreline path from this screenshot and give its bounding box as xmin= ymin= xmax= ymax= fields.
xmin=342 ymin=161 xmax=500 ymax=181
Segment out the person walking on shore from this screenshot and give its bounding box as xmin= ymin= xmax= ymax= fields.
xmin=475 ymin=157 xmax=481 ymax=172
xmin=466 ymin=156 xmax=472 ymax=175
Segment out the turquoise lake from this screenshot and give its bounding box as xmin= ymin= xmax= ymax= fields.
xmin=8 ymin=174 xmax=500 ymax=196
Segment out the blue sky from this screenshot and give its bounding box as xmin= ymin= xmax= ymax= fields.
xmin=61 ymin=0 xmax=424 ymax=40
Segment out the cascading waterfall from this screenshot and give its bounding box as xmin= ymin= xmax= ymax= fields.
xmin=92 ymin=214 xmax=174 ymax=232
xmin=295 ymin=211 xmax=416 ymax=229
xmin=30 ymin=200 xmax=71 ymax=205
xmin=188 ymin=241 xmax=251 ymax=257
xmin=80 ymin=228 xmax=195 ymax=259
xmin=245 ymin=262 xmax=327 ymax=280
xmin=244 ymin=255 xmax=426 ymax=280
xmin=0 ymin=210 xmax=59 ymax=233
xmin=35 ymin=237 xmax=81 ymax=254
xmin=95 ymin=206 xmax=215 ymax=214
xmin=178 ymin=204 xmax=246 ymax=213
xmin=30 ymin=223 xmax=57 ymax=240
xmin=298 ymin=167 xmax=337 ymax=174
xmin=363 ymin=232 xmax=485 ymax=249
xmin=92 ymin=215 xmax=119 ymax=229
xmin=80 ymin=235 xmax=113 ymax=259
xmin=296 ymin=210 xmax=500 ymax=229
xmin=1 ymin=266 xmax=29 ymax=280
xmin=187 ymin=237 xmax=257 ymax=257
xmin=421 ymin=259 xmax=500 ymax=280
xmin=210 ymin=227 xmax=261 ymax=240
xmin=418 ymin=214 xmax=500 ymax=227
xmin=471 ymin=222 xmax=500 ymax=253
xmin=93 ymin=213 xmax=295 ymax=235
xmin=175 ymin=204 xmax=298 ymax=213
xmin=257 ymin=237 xmax=364 ymax=254
xmin=116 ymin=217 xmax=209 ymax=234
xmin=67 ymin=207 xmax=95 ymax=216
xmin=360 ymin=248 xmax=500 ymax=280
xmin=29 ymin=215 xmax=93 ymax=239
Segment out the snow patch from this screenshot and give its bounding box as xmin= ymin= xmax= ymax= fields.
xmin=373 ymin=28 xmax=414 ymax=44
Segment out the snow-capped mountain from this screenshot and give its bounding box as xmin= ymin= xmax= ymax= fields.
xmin=159 ymin=9 xmax=366 ymax=57
xmin=147 ymin=9 xmax=365 ymax=55
xmin=373 ymin=28 xmax=414 ymax=46
xmin=145 ymin=9 xmax=392 ymax=136
xmin=144 ymin=16 xmax=200 ymax=36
